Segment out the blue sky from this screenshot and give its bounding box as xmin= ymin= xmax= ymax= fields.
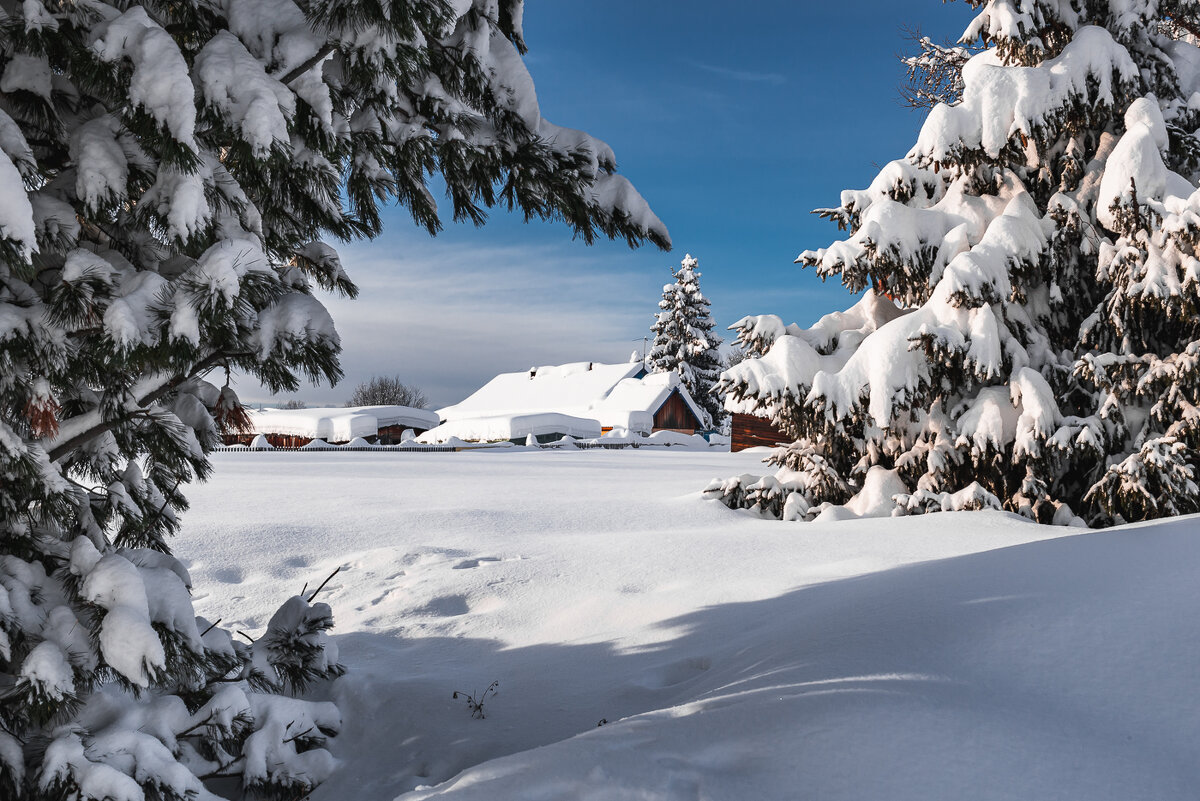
xmin=269 ymin=1 xmax=978 ymax=408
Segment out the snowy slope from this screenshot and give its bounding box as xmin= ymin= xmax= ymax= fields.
xmin=178 ymin=451 xmax=1199 ymax=800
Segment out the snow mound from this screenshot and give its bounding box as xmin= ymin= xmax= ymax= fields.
xmin=418 ymin=413 xmax=601 ymax=444
xmin=814 ymin=466 xmax=909 ymax=521
xmin=645 ymin=430 xmax=710 ymax=448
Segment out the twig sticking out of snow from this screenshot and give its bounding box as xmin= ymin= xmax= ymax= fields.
xmin=307 ymin=566 xmax=342 ymax=603
xmin=453 ymin=681 xmax=500 ymax=719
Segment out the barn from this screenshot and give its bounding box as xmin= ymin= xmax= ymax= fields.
xmin=424 ymin=361 xmax=707 ymax=444
xmin=224 ymin=405 xmax=440 ymax=447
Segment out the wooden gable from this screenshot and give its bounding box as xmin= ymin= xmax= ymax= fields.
xmin=653 ymin=390 xmax=703 ymax=433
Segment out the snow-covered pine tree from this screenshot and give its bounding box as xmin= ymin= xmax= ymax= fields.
xmin=0 ymin=1 xmax=667 ymax=798
xmin=711 ymin=1 xmax=1200 ymax=526
xmin=649 ymin=254 xmax=723 ymax=428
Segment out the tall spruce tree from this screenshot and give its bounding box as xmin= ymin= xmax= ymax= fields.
xmin=710 ymin=1 xmax=1200 ymax=527
xmin=0 ymin=1 xmax=667 ymax=798
xmin=649 ymin=254 xmax=723 ymax=428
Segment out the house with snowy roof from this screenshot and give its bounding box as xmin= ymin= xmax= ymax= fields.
xmin=423 ymin=361 xmax=707 ymax=444
xmin=225 ymin=405 xmax=440 ymax=447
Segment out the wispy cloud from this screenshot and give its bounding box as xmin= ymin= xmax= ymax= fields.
xmin=685 ymin=59 xmax=786 ymax=85
xmin=237 ymin=238 xmax=665 ymax=409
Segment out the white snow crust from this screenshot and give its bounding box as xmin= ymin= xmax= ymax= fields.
xmin=173 ymin=450 xmax=1200 ymax=800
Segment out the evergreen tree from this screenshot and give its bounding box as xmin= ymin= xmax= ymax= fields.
xmin=0 ymin=1 xmax=667 ymax=798
xmin=649 ymin=254 xmax=723 ymax=428
xmin=711 ymin=1 xmax=1200 ymax=527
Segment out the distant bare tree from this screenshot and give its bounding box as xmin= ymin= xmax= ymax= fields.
xmin=280 ymin=398 xmax=308 ymax=409
xmin=347 ymin=375 xmax=429 ymax=408
xmin=723 ymin=347 xmax=748 ymax=370
xmin=898 ymin=26 xmax=973 ymax=110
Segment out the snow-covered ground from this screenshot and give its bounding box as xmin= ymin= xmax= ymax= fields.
xmin=179 ymin=450 xmax=1200 ymax=800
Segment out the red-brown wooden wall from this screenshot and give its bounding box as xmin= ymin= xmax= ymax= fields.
xmin=654 ymin=391 xmax=703 ymax=433
xmin=730 ymin=413 xmax=787 ymax=451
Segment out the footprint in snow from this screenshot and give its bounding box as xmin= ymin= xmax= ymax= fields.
xmin=636 ymin=657 xmax=712 ymax=689
xmin=414 ymin=594 xmax=470 ymax=617
xmin=366 ymin=587 xmax=405 ymax=608
xmin=212 ymin=567 xmax=243 ymax=584
xmin=315 ymin=582 xmax=344 ymax=599
xmin=452 ymin=557 xmax=502 ymax=570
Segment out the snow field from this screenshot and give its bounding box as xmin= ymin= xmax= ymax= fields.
xmin=171 ymin=449 xmax=1178 ymax=800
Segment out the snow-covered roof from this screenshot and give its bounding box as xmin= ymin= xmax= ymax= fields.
xmin=418 ymin=413 xmax=602 ymax=444
xmin=592 ymin=371 xmax=706 ymax=432
xmin=248 ymin=405 xmax=439 ymax=441
xmin=438 ymin=361 xmax=706 ymax=434
xmin=346 ymin=405 xmax=440 ymax=430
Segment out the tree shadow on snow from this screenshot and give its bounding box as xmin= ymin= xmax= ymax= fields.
xmin=313 ymin=516 xmax=1200 ymax=800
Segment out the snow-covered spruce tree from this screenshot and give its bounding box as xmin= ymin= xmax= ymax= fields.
xmin=710 ymin=2 xmax=1200 ymax=526
xmin=648 ymin=254 xmax=723 ymax=428
xmin=0 ymin=1 xmax=667 ymax=798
